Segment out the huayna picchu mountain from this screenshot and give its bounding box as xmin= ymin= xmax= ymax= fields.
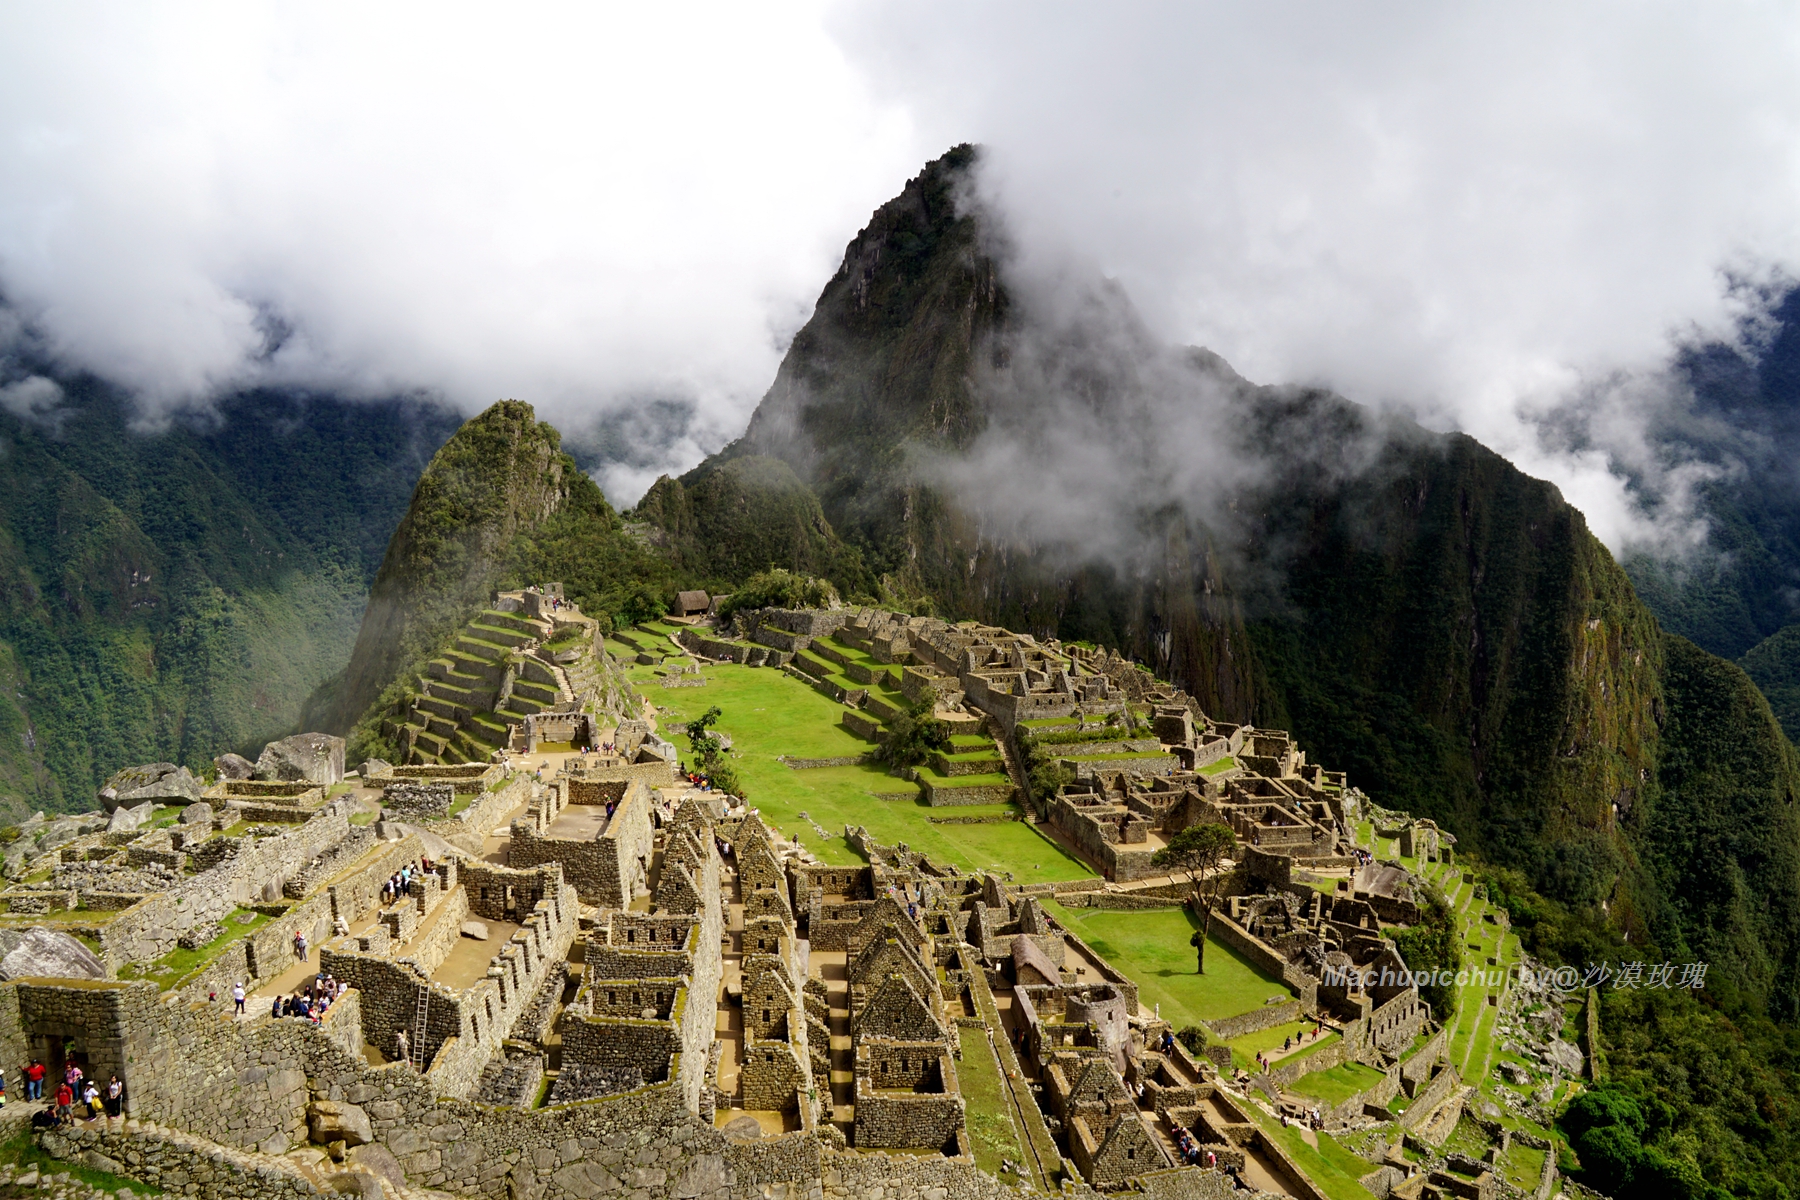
xmin=325 ymin=398 xmax=671 ymax=763
xmin=637 ymin=145 xmax=1800 ymax=1020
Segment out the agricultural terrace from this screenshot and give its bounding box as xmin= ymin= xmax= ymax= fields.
xmin=607 ymin=630 xmax=1092 ymax=884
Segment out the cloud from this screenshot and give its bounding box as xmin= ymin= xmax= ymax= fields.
xmin=0 ymin=375 xmax=66 ymax=429
xmin=3 ymin=3 xmax=1800 ymax=540
xmin=830 ymin=1 xmax=1800 ymax=553
xmin=0 ymin=2 xmax=922 ymax=490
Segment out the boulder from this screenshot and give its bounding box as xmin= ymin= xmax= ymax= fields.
xmin=358 ymin=759 xmax=393 ymax=780
xmin=460 ymin=921 xmax=490 ymax=940
xmin=722 ymin=1115 xmax=764 ymax=1140
xmin=308 ymin=1100 xmax=373 ymax=1147
xmin=256 ymin=733 xmax=347 ymax=786
xmin=214 ymin=753 xmax=256 ymax=780
xmin=1547 ymin=1038 xmax=1584 ymax=1076
xmin=106 ymin=801 xmax=157 ymax=835
xmin=180 ymin=801 xmax=214 ymax=827
xmin=0 ymin=928 xmax=106 ymax=980
xmin=97 ymin=763 xmax=202 ymax=812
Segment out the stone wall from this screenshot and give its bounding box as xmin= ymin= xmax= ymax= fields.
xmin=98 ymin=805 xmax=357 ymax=971
xmin=384 ymin=781 xmax=454 ymax=820
xmin=38 ymin=1120 xmax=323 ymax=1199
xmin=509 ymin=778 xmax=655 ymax=907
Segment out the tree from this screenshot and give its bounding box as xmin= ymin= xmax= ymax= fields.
xmin=876 ymin=705 xmax=952 ymax=769
xmin=682 ymin=706 xmax=744 ymax=798
xmin=1152 ymin=822 xmax=1237 ymax=973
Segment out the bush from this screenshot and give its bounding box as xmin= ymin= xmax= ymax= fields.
xmin=876 ymin=707 xmax=952 ymax=769
xmin=716 ymin=569 xmax=837 ymax=621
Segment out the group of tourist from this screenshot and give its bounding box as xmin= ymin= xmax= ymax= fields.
xmin=1250 ymin=1019 xmax=1329 ymax=1072
xmin=272 ymin=973 xmax=348 ymax=1023
xmin=382 ymin=857 xmax=436 ymax=906
xmin=10 ymin=1057 xmax=125 ymax=1126
xmin=1279 ymin=1106 xmax=1328 ymax=1131
xmin=1349 ymin=846 xmax=1375 ymax=870
xmin=1171 ymin=1125 xmax=1216 ymax=1169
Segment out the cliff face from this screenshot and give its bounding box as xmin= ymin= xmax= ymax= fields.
xmin=648 ymin=147 xmax=1800 ymax=1014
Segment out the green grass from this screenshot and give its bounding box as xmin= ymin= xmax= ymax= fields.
xmin=1200 ymin=756 xmax=1239 ymax=776
xmin=1042 ymin=901 xmax=1291 ymax=1025
xmin=349 ymin=811 xmax=378 ymax=826
xmin=1244 ymin=1106 xmax=1377 ymax=1200
xmin=1501 ymin=1141 xmax=1546 ymax=1190
xmin=116 ymin=908 xmax=273 ymax=989
xmin=1290 ymin=1061 xmax=1387 ymax=1106
xmin=1226 ymin=1022 xmax=1339 ymax=1070
xmin=0 ymin=1130 xmax=162 ymax=1194
xmin=448 ymin=794 xmax=473 ymax=817
xmin=628 ymin=661 xmax=1091 ymax=883
xmin=958 ymin=1027 xmax=1026 ymax=1178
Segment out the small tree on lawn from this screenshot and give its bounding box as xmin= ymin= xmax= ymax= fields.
xmin=1152 ymin=822 xmax=1238 ymax=973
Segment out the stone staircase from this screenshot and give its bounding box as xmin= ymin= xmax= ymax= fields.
xmin=397 ymin=607 xmax=580 ymax=764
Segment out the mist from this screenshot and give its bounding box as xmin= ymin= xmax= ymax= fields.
xmin=2 ymin=4 xmax=1799 ymax=546
xmin=835 ymin=2 xmax=1800 ymax=555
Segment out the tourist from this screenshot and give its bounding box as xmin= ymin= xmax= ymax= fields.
xmin=395 ymin=1028 xmax=410 ymax=1067
xmin=64 ymin=1061 xmax=82 ymax=1092
xmin=104 ymin=1075 xmax=123 ymax=1119
xmin=271 ymin=995 xmax=285 ymax=1018
xmin=294 ymin=929 xmax=308 ymax=962
xmin=53 ymin=1081 xmax=72 ymax=1124
xmin=25 ymin=1059 xmax=43 ymax=1101
xmin=82 ymin=1080 xmax=100 ymax=1120
xmin=232 ymin=981 xmax=245 ymax=1015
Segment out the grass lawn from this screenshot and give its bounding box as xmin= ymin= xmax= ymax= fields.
xmin=958 ymin=1027 xmax=1026 ymax=1178
xmin=1501 ymin=1142 xmax=1546 ymax=1191
xmin=1290 ymin=1061 xmax=1387 ymax=1107
xmin=1244 ymin=1106 xmax=1376 ymax=1200
xmin=1228 ymin=1022 xmax=1339 ymax=1070
xmin=628 ymin=661 xmax=1091 ymax=883
xmin=1200 ymin=756 xmax=1239 ymax=776
xmin=1042 ymin=901 xmax=1291 ymax=1026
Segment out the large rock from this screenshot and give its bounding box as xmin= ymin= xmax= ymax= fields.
xmin=0 ymin=928 xmax=106 ymax=980
xmin=256 ymin=733 xmax=347 ymax=786
xmin=180 ymin=801 xmax=214 ymax=827
xmin=461 ymin=921 xmax=490 ymax=940
xmin=106 ymin=800 xmax=157 ymax=834
xmin=308 ymin=1100 xmax=373 ymax=1147
xmin=214 ymin=752 xmax=256 ymax=780
xmin=97 ymin=763 xmax=202 ymax=813
xmin=358 ymin=759 xmax=393 ymax=780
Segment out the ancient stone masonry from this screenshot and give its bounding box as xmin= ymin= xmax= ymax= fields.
xmin=1 ymin=610 xmax=1497 ymax=1200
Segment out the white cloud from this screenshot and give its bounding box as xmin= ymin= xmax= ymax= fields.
xmin=831 ymin=1 xmax=1800 ymax=552
xmin=2 ymin=3 xmax=1799 ymax=538
xmin=0 ymin=2 xmax=920 ymax=475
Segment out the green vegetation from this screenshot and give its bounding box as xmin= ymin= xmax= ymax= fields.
xmin=1389 ymin=881 xmax=1458 ymax=1020
xmin=0 ymin=1129 xmax=163 ymax=1193
xmin=1242 ymin=1104 xmax=1375 ymax=1200
xmin=621 ymin=657 xmax=1088 ymax=882
xmin=1290 ymin=1060 xmax=1385 ymax=1107
xmin=957 ymin=1027 xmax=1026 ymax=1179
xmin=1151 ymin=821 xmax=1237 ymax=973
xmin=1042 ymin=901 xmax=1290 ymax=1024
xmin=873 ymin=704 xmax=951 ymax=769
xmin=117 ymin=908 xmax=273 ymax=990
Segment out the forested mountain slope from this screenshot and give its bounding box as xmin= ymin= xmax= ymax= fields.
xmin=0 ymin=379 xmax=458 ymax=818
xmin=643 ymin=146 xmax=1800 ymax=1018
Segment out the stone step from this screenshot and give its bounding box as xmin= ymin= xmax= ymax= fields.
xmin=455 ymin=634 xmax=513 ymax=663
xmin=468 ymin=621 xmax=536 ymax=650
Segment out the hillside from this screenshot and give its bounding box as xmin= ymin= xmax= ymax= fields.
xmin=326 ymin=399 xmax=683 ymax=760
xmin=642 ymin=146 xmax=1800 ymax=1017
xmin=0 ymin=379 xmax=457 ymax=818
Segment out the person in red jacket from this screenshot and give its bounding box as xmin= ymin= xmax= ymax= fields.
xmin=24 ymin=1060 xmax=44 ymax=1101
xmin=53 ymin=1082 xmax=72 ymax=1124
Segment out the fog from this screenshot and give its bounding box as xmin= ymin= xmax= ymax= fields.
xmin=2 ymin=3 xmax=1798 ymax=550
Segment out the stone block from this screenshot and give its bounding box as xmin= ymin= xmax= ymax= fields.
xmin=308 ymin=1100 xmax=373 ymax=1147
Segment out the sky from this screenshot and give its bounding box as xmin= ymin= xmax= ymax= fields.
xmin=2 ymin=3 xmax=1799 ymax=547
